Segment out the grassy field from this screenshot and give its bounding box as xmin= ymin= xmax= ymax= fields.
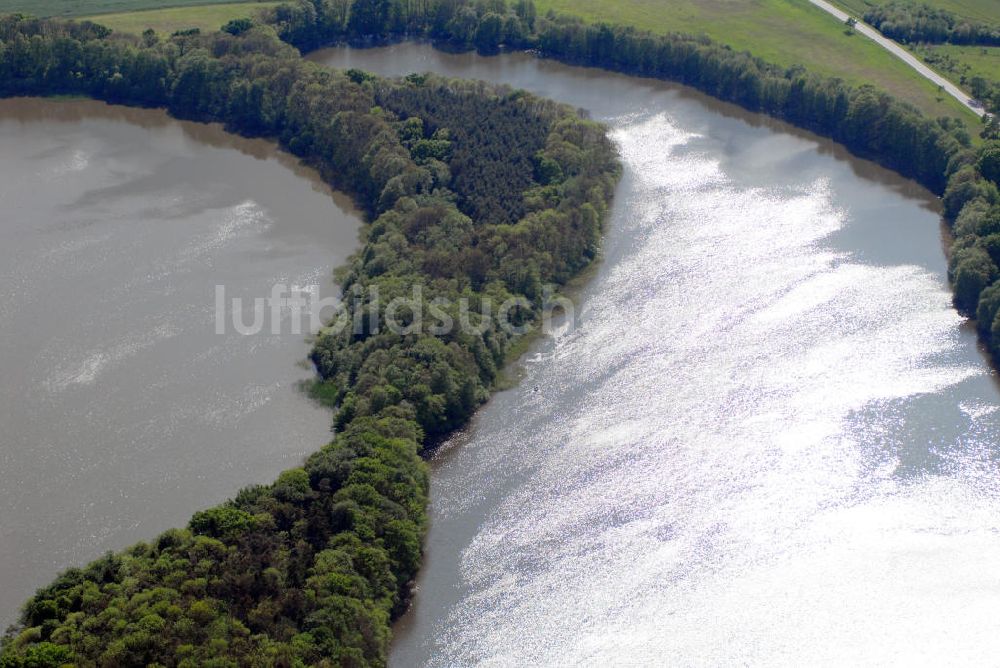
xmin=0 ymin=0 xmax=272 ymax=18
xmin=915 ymin=43 xmax=1000 ymax=82
xmin=829 ymin=0 xmax=998 ymax=116
xmin=534 ymin=0 xmax=976 ymax=120
xmin=83 ymin=2 xmax=280 ymax=35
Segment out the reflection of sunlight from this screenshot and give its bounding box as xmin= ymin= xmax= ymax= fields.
xmin=427 ymin=112 xmax=1000 ymax=667
xmin=44 ymin=148 xmax=90 ymax=177
xmin=46 ymin=323 xmax=178 ymax=392
xmin=181 ymin=200 xmax=271 ymax=260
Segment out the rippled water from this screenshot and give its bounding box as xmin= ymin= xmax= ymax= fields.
xmin=0 ymin=99 xmax=359 ymax=623
xmin=311 ymin=45 xmax=1000 ymax=665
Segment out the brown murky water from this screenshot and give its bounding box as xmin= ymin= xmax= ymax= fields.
xmin=311 ymin=45 xmax=1000 ymax=665
xmin=0 ymin=98 xmax=361 ymax=624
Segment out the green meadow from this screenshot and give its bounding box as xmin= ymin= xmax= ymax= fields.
xmin=0 ymin=0 xmax=270 ymax=17
xmin=84 ymin=2 xmax=279 ymax=35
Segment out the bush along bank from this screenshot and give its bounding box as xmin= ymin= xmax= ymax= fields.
xmin=0 ymin=14 xmax=620 ymax=667
xmin=264 ymin=0 xmax=1000 ymax=368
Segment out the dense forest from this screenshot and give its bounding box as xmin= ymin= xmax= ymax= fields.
xmin=262 ymin=0 xmax=1000 ymax=366
xmin=863 ymin=1 xmax=1000 ymax=46
xmin=0 ymin=13 xmax=619 ymax=667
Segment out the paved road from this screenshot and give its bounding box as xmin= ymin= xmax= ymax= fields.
xmin=808 ymin=0 xmax=987 ymax=118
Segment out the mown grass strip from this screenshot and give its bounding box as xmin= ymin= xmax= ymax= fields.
xmin=82 ymin=2 xmax=281 ymax=36
xmin=0 ymin=0 xmax=271 ymax=18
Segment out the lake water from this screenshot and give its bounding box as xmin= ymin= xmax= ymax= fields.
xmin=0 ymin=98 xmax=360 ymax=624
xmin=310 ymin=44 xmax=1000 ymax=666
